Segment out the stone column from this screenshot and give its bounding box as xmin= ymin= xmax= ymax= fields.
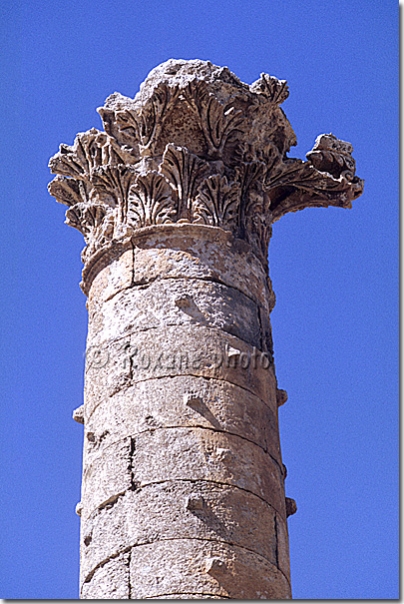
xmin=49 ymin=60 xmax=363 ymax=600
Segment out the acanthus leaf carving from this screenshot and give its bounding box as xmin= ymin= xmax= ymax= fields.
xmin=90 ymin=164 xmax=138 ymax=222
xmin=127 ymin=172 xmax=175 ymax=228
xmin=306 ymin=133 xmax=356 ymax=181
xmin=264 ymin=136 xmax=364 ymax=221
xmin=48 ymin=175 xmax=88 ymax=207
xmin=98 ymin=93 xmax=140 ymax=158
xmin=49 ymin=60 xmax=364 ymax=275
xmin=137 ymin=83 xmax=179 ymax=153
xmin=99 ymin=83 xmax=180 ymax=157
xmin=65 ymin=202 xmax=108 ymax=239
xmin=159 ymin=144 xmax=209 ymax=221
xmin=49 ymin=128 xmax=128 ymax=180
xmin=183 ymin=81 xmax=244 ymax=157
xmin=48 ymin=128 xmax=136 ymax=214
xmin=244 ymin=190 xmax=272 ymax=263
xmin=250 ymin=73 xmax=289 ymax=105
xmin=193 ymin=175 xmax=240 ymax=230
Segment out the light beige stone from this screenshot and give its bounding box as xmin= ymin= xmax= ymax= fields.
xmin=128 ymin=539 xmax=291 ymax=599
xmin=82 ymin=427 xmax=285 ymax=518
xmin=80 ymin=552 xmax=130 ymax=599
xmin=87 ymin=247 xmax=134 ymax=309
xmin=85 ymin=375 xmax=281 ymax=459
xmin=84 ymin=324 xmax=276 ymax=406
xmin=87 ymin=276 xmax=261 ymax=348
xmin=81 ymin=437 xmax=133 ymax=518
xmin=131 ymin=225 xmax=273 ymax=309
xmin=80 ymin=481 xmax=279 ymax=582
xmin=48 ymin=58 xmax=363 ymax=599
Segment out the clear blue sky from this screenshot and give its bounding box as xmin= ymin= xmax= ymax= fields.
xmin=0 ymin=0 xmax=398 ymax=599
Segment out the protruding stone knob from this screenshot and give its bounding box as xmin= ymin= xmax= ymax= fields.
xmin=72 ymin=404 xmax=84 ymax=424
xmin=175 ymin=295 xmax=192 ymax=309
xmin=186 ymin=494 xmax=205 ymax=510
xmin=206 ymin=557 xmax=227 ymax=575
xmin=184 ymin=392 xmax=203 ymax=407
xmin=276 ymin=389 xmax=288 ymax=407
xmin=286 ymin=497 xmax=297 ymax=517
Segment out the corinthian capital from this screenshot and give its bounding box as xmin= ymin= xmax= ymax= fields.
xmin=49 ymin=59 xmax=364 ymax=271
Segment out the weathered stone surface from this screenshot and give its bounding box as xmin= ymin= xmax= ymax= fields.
xmin=80 ymin=481 xmax=279 ymax=582
xmin=84 ymin=324 xmax=276 ymax=405
xmin=86 ymin=225 xmax=273 ymax=310
xmin=86 ymin=246 xmax=134 ymax=311
xmin=87 ymin=277 xmax=262 ymax=349
xmin=80 ymin=552 xmax=130 ymax=599
xmin=276 ymin=514 xmax=292 ymax=580
xmin=157 ymin=596 xmax=230 ymax=600
xmin=84 ymin=335 xmax=133 ymax=401
xmin=81 ymin=437 xmax=133 ymax=518
xmin=85 ymin=375 xmax=281 ymax=458
xmin=131 ymin=226 xmax=273 ymax=309
xmin=49 ymin=58 xmax=363 ymax=599
xmin=82 ymin=427 xmax=285 ymax=518
xmin=128 ymin=539 xmax=291 ymax=599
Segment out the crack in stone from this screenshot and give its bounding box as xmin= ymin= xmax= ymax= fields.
xmin=82 ymin=536 xmax=291 ymax=591
xmin=83 ymin=474 xmax=286 ymax=524
xmin=97 ymin=491 xmax=126 ymax=512
xmin=143 ymin=593 xmax=232 ymax=599
xmin=87 ymin=421 xmax=279 ymax=465
xmin=274 ymin=513 xmax=279 ymax=569
xmin=82 ymin=424 xmax=284 ymax=480
xmin=131 ymin=241 xmax=135 ymax=288
xmin=127 ymin=547 xmax=132 ymax=600
xmin=82 ymin=545 xmax=132 ymax=585
xmin=129 ymin=436 xmax=137 ymax=491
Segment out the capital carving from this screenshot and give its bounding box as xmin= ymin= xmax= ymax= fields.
xmin=49 ymin=59 xmax=364 ymax=273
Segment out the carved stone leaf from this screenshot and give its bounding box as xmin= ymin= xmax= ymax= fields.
xmin=183 ymin=81 xmax=244 ymax=156
xmin=137 ymin=83 xmax=177 ymax=151
xmin=65 ymin=203 xmax=108 ymax=239
xmin=90 ymin=164 xmax=138 ymax=221
xmin=250 ymin=74 xmax=289 ymax=105
xmin=236 ymin=161 xmax=267 ymax=199
xmin=48 ymin=175 xmax=89 ymax=207
xmin=98 ymin=93 xmax=140 ymax=157
xmin=100 ymin=83 xmax=180 ymax=156
xmin=265 ymin=157 xmax=364 ymax=221
xmin=49 ymin=129 xmax=127 ymax=181
xmin=255 ymin=141 xmax=283 ymax=172
xmin=242 ymin=189 xmax=272 ymax=261
xmin=107 ymin=109 xmax=140 ymax=151
xmin=306 ymin=133 xmax=356 ymax=181
xmin=194 ymin=175 xmax=240 ymax=229
xmin=231 ymin=160 xmax=267 ymax=238
xmin=127 ymin=172 xmax=175 ymax=228
xmin=266 ymin=159 xmax=350 ymax=193
xmin=159 ymin=144 xmax=209 ymax=220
